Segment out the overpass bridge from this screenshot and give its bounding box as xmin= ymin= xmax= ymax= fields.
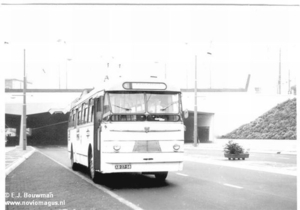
xmin=5 ymin=89 xmax=86 ymax=146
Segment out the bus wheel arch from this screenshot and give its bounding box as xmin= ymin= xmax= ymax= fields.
xmin=88 ymin=144 xmax=98 ymax=182
xmin=70 ymin=145 xmax=78 ymax=171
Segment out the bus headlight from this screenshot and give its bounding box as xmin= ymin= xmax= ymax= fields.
xmin=113 ymin=145 xmax=121 ymax=152
xmin=173 ymin=144 xmax=180 ymax=151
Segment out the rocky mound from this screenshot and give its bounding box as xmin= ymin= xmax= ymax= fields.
xmin=222 ymin=98 xmax=297 ymax=140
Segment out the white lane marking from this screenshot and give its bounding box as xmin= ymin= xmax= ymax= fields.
xmin=176 ymin=173 xmax=189 ymax=177
xmin=223 ymin=183 xmax=243 ymax=189
xmin=37 ymin=150 xmax=143 ymax=210
xmin=184 ymin=156 xmax=297 ymax=176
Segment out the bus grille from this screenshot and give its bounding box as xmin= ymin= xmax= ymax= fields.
xmin=133 ymin=141 xmax=162 ymax=152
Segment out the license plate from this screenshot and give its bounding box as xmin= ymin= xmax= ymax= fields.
xmin=115 ymin=164 xmax=131 ymax=169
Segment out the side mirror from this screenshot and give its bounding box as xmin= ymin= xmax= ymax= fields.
xmin=183 ymin=109 xmax=189 ymax=119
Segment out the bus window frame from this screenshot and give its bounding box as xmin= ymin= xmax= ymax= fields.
xmin=106 ymin=91 xmax=181 ymax=115
xmin=88 ymin=98 xmax=94 ymax=123
xmin=103 ymin=93 xmax=111 ymax=120
xmin=95 ymin=96 xmax=104 ymax=123
xmin=77 ymin=106 xmax=82 ymax=126
xmin=82 ymin=102 xmax=89 ymax=124
xmin=68 ymin=111 xmax=73 ymax=128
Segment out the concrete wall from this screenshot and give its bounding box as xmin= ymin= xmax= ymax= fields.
xmin=211 ymin=139 xmax=297 ymax=153
xmin=182 ymin=92 xmax=296 ymax=138
xmin=184 ymin=112 xmax=215 ymax=143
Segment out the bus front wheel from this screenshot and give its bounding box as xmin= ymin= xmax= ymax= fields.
xmin=71 ymin=146 xmax=78 ymax=171
xmin=88 ymin=149 xmax=98 ymax=183
xmin=155 ymin=172 xmax=168 ymax=181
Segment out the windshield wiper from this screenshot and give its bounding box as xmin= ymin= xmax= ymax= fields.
xmin=112 ymin=104 xmax=131 ymax=111
xmin=160 ymin=101 xmax=178 ymax=111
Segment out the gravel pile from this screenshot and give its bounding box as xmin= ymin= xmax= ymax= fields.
xmin=221 ymin=98 xmax=297 ymax=140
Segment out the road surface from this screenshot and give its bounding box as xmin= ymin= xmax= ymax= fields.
xmin=37 ymin=146 xmax=297 ymax=210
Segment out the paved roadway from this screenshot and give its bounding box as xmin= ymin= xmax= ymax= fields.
xmin=187 ymin=149 xmax=297 ymax=165
xmin=37 ymin=146 xmax=297 ymax=210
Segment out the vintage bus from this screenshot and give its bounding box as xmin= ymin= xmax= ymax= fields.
xmin=68 ymin=78 xmax=186 ymax=182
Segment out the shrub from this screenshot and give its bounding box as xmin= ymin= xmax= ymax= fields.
xmin=221 ymin=98 xmax=297 ymax=140
xmin=224 ymin=140 xmax=244 ymax=154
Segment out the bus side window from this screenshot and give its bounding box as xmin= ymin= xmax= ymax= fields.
xmin=91 ymin=106 xmax=94 ymax=122
xmin=103 ymin=94 xmax=110 ymax=119
xmin=82 ymin=105 xmax=85 ymax=124
xmin=73 ymin=110 xmax=76 ymax=127
xmin=75 ymin=109 xmax=78 ymax=127
xmin=82 ymin=109 xmax=86 ymax=124
xmin=78 ymin=107 xmax=82 ymax=125
xmin=97 ymin=96 xmax=103 ymax=112
xmin=84 ymin=106 xmax=88 ymax=123
xmin=95 ymin=96 xmax=103 ymax=122
xmin=83 ymin=102 xmax=88 ymax=124
xmin=68 ymin=111 xmax=73 ymax=127
xmin=88 ymin=98 xmax=94 ymax=123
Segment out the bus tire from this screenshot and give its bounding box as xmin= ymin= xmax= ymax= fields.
xmin=155 ymin=172 xmax=168 ymax=181
xmin=88 ymin=148 xmax=98 ymax=183
xmin=71 ymin=146 xmax=78 ymax=171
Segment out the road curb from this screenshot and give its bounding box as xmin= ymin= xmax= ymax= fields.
xmin=184 ymin=144 xmax=297 ymax=155
xmin=5 ymin=147 xmax=36 ymax=177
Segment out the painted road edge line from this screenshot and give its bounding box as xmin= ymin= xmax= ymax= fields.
xmin=37 ymin=150 xmax=143 ymax=210
xmin=224 ymin=183 xmax=243 ymax=189
xmin=176 ymin=173 xmax=189 ymax=177
xmin=5 ymin=147 xmax=36 ymax=177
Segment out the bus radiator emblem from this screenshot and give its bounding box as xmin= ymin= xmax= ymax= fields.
xmin=144 ymin=127 xmax=150 ymax=133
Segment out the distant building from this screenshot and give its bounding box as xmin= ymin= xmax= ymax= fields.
xmin=291 ymin=85 xmax=296 ymax=95
xmin=5 ymin=79 xmax=32 ymax=89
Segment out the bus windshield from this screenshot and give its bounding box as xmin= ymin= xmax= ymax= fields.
xmin=107 ymin=92 xmax=180 ymax=114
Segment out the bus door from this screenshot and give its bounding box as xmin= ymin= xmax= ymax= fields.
xmin=93 ymin=96 xmax=103 ymax=171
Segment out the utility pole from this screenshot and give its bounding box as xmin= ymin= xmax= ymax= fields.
xmin=66 ymin=58 xmax=72 ymax=89
xmin=23 ymin=49 xmax=27 ymax=150
xmin=58 ymin=64 xmax=61 ymax=89
xmin=288 ymin=69 xmax=291 ymax=94
xmin=165 ymin=63 xmax=167 ymax=79
xmin=278 ymin=49 xmax=281 ymax=94
xmin=207 ymin=52 xmax=212 ymax=89
xmin=194 ymin=55 xmax=198 ymax=147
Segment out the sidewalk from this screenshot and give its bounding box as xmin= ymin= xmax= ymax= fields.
xmin=5 ymin=146 xmax=36 ymax=177
xmin=5 ymin=151 xmax=132 ymax=210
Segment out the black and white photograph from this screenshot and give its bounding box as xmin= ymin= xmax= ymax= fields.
xmin=1 ymin=0 xmax=299 ymax=209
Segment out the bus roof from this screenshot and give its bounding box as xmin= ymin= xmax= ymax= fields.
xmin=70 ymin=77 xmax=181 ymax=109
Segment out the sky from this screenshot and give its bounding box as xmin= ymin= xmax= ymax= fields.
xmin=1 ymin=2 xmax=299 ymax=93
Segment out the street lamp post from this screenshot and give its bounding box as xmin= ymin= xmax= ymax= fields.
xmin=5 ymin=42 xmax=27 ymax=149
xmin=164 ymin=63 xmax=167 ymax=79
xmin=66 ymin=58 xmax=72 ymax=89
xmin=193 ymin=55 xmax=198 ymax=147
xmin=22 ymin=49 xmax=27 ymax=150
xmin=57 ymin=39 xmax=70 ymax=89
xmin=207 ymin=52 xmax=212 ymax=89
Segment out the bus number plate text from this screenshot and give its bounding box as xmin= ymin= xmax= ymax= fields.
xmin=115 ymin=164 xmax=131 ymax=170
